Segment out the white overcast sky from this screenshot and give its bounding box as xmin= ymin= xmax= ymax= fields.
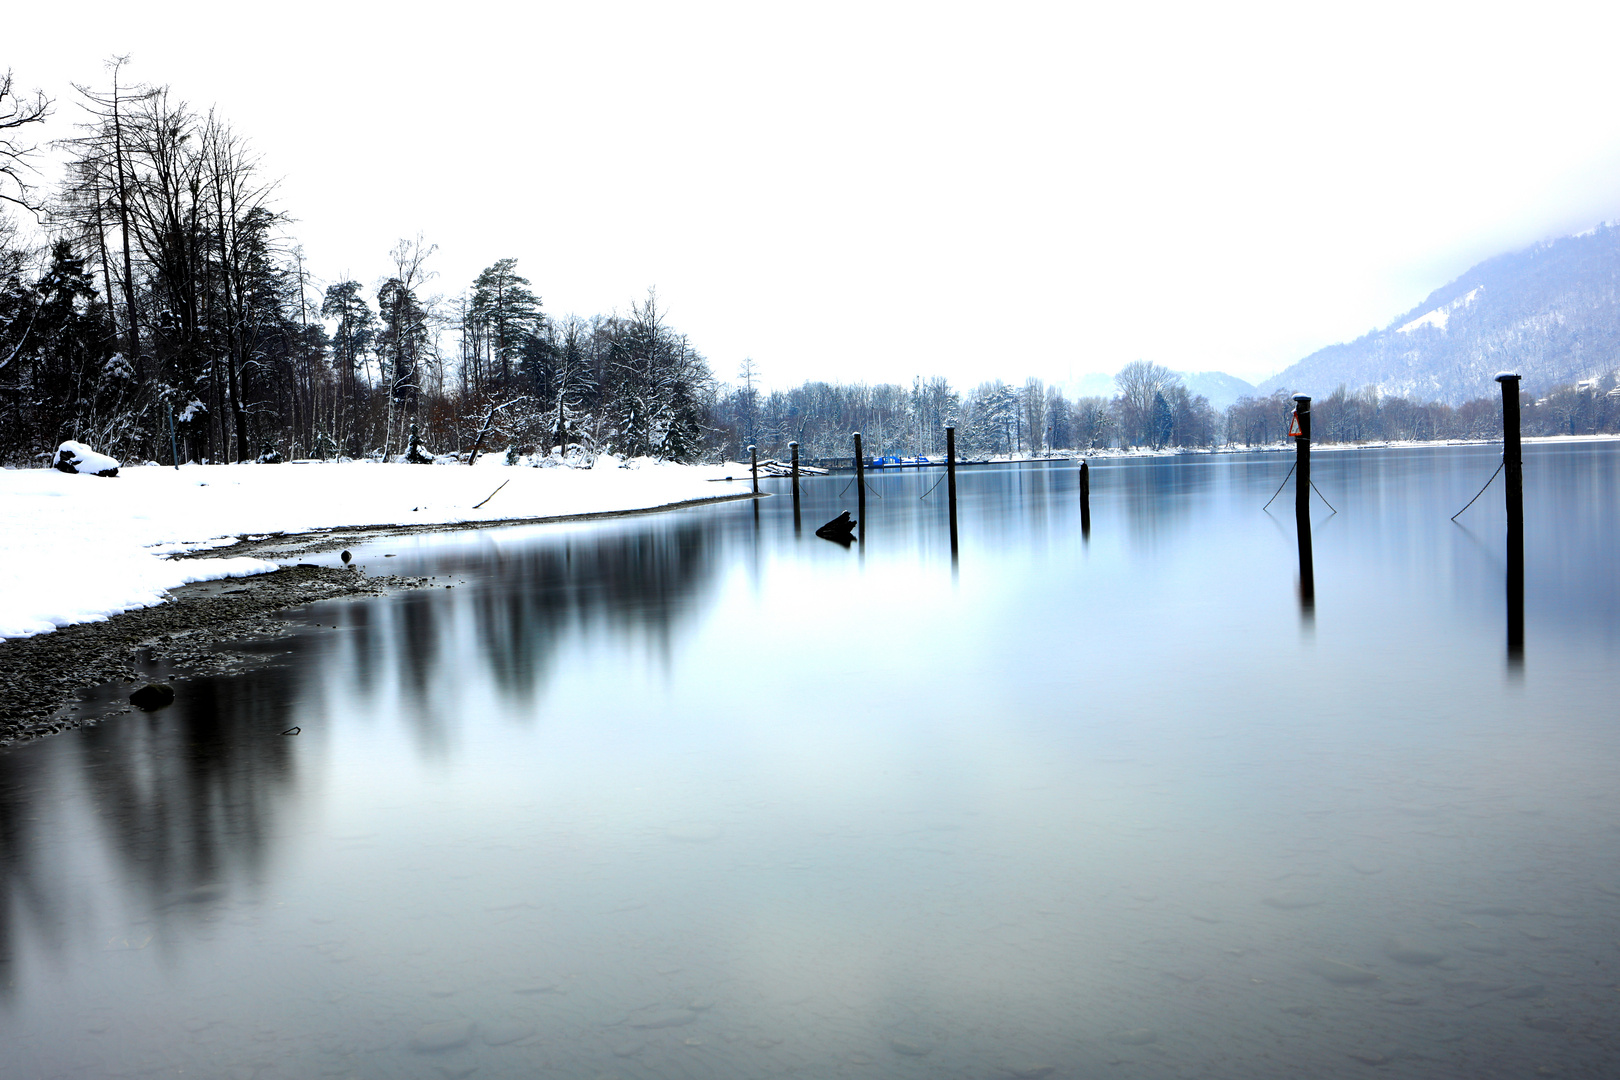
xmin=9 ymin=0 xmax=1620 ymax=393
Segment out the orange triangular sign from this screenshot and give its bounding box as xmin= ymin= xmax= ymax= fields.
xmin=1287 ymin=410 xmax=1302 ymax=438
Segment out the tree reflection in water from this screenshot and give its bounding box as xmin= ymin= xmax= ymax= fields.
xmin=0 ymin=671 xmax=297 ymax=1001
xmin=336 ymin=519 xmax=718 ymax=713
xmin=0 ymin=519 xmax=721 ymax=994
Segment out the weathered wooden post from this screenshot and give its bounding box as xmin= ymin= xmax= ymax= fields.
xmin=749 ymin=445 xmax=759 ymax=495
xmin=946 ymin=425 xmax=959 ymax=556
xmin=853 ymin=432 xmax=866 ymax=541
xmin=1079 ymin=459 xmax=1091 ymax=538
xmin=789 ymin=440 xmax=801 ymax=531
xmin=1293 ymin=394 xmax=1315 ymax=611
xmin=1497 ymin=373 xmax=1524 ymax=662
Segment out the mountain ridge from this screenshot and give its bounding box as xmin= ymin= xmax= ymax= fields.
xmin=1257 ymin=225 xmax=1620 ymax=405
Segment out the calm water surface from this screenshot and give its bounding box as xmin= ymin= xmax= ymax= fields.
xmin=3 ymin=444 xmax=1619 ymax=1079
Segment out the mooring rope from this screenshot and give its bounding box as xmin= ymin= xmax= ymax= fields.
xmin=919 ymin=471 xmax=948 ymax=500
xmin=1262 ymin=463 xmax=1296 ymax=511
xmin=1310 ymin=480 xmax=1337 ymax=514
xmin=1451 ymin=457 xmax=1505 ymax=521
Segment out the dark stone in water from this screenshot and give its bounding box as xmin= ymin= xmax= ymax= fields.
xmin=129 ymin=683 xmax=176 ymax=711
xmin=815 ymin=511 xmax=857 ymax=545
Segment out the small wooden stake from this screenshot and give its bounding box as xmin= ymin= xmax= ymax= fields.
xmin=854 ymin=432 xmax=866 ymax=542
xmin=1079 ymin=459 xmax=1091 ymax=537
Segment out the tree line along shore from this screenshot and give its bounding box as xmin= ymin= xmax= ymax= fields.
xmin=4 ymin=66 xmax=1619 ymax=472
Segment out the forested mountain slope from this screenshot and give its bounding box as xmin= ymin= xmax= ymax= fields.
xmin=1259 ymin=225 xmax=1620 ymax=404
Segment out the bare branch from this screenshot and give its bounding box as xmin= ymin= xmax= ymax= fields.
xmin=0 ymin=69 xmax=55 ymax=213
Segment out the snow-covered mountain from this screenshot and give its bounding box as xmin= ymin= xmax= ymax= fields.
xmin=1259 ymin=225 xmax=1620 ymax=404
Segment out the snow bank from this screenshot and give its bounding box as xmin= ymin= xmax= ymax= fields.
xmin=0 ymin=458 xmax=742 ymax=639
xmin=54 ymin=440 xmax=121 ymax=477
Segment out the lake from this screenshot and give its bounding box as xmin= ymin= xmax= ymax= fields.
xmin=2 ymin=442 xmax=1618 ymax=1079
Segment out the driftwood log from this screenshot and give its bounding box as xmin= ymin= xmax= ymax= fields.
xmin=815 ymin=511 xmax=857 ymax=545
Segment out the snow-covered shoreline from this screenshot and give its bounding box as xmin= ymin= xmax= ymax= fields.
xmin=0 ymin=457 xmax=748 ymax=640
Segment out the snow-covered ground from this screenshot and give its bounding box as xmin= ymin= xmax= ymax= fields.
xmin=0 ymin=457 xmax=747 ymax=639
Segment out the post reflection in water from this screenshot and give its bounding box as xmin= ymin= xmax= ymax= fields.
xmin=1507 ymin=517 xmax=1525 ymax=669
xmin=1297 ymin=511 xmax=1315 ymax=622
xmin=1 ymin=447 xmax=1619 ymax=1080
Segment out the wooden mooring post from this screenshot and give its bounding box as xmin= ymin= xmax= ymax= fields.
xmin=749 ymin=445 xmax=759 ymax=495
xmin=1293 ymin=394 xmax=1315 ymax=613
xmin=790 ymin=441 xmax=801 ymax=531
xmin=1497 ymin=373 xmax=1524 ymax=663
xmin=1079 ymin=459 xmax=1091 ymax=538
xmin=946 ymin=426 xmax=959 ymax=556
xmin=853 ymin=432 xmax=866 ymax=542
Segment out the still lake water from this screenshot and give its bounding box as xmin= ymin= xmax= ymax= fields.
xmin=2 ymin=443 xmax=1618 ymax=1080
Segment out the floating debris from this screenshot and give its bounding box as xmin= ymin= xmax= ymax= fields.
xmin=1109 ymin=1029 xmax=1158 ymax=1046
xmin=1307 ymin=959 xmax=1379 ymax=985
xmin=480 ymin=1021 xmax=535 ymax=1046
xmin=629 ymin=1010 xmax=698 ymax=1030
xmin=1503 ymin=985 xmax=1547 ymax=1000
xmin=1385 ymin=936 xmax=1446 ymax=965
xmin=1348 ymin=1050 xmax=1391 ymax=1066
xmin=409 ymin=1021 xmax=474 ymax=1052
xmin=1523 ymin=1017 xmax=1568 ymax=1033
xmin=513 ymin=982 xmax=564 ymax=995
xmin=1264 ymin=891 xmax=1325 ymax=910
xmin=888 ymin=1036 xmax=933 ymax=1056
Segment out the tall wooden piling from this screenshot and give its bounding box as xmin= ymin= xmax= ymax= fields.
xmin=946 ymin=426 xmax=959 ymax=555
xmin=1293 ymin=394 xmax=1315 ymax=611
xmin=790 ymin=441 xmax=801 ymax=531
xmin=1079 ymin=459 xmax=1091 ymax=537
xmin=749 ymin=445 xmax=759 ymax=495
xmin=1497 ymin=373 xmax=1524 ymax=662
xmin=853 ymin=432 xmax=866 ymax=541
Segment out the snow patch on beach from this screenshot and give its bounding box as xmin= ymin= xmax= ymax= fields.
xmin=0 ymin=459 xmax=742 ymax=639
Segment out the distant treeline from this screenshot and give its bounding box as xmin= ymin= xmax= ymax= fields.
xmin=3 ymin=69 xmax=1618 ymax=469
xmin=1223 ymin=376 xmax=1620 ymax=447
xmin=710 ymin=363 xmax=1620 ymax=462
